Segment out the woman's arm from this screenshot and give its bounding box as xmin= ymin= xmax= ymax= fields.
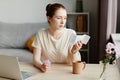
xmin=33 ymin=48 xmax=48 ymax=72
xmin=67 ymin=50 xmax=81 ymax=65
xmin=67 ymin=41 xmax=82 ymax=65
xmin=33 ymin=48 xmax=43 ymax=68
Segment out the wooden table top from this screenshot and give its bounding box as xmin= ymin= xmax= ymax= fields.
xmin=19 ymin=62 xmax=120 ymax=80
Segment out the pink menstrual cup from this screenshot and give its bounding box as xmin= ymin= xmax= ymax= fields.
xmin=44 ymin=59 xmax=51 ymax=67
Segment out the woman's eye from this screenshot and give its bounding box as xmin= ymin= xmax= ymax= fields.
xmin=57 ymin=17 xmax=61 ymax=19
xmin=64 ymin=18 xmax=67 ymax=19
xmin=56 ymin=17 xmax=66 ymax=20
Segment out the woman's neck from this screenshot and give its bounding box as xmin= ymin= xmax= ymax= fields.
xmin=48 ymin=27 xmax=64 ymax=39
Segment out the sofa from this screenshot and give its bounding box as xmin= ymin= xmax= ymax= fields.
xmin=0 ymin=21 xmax=48 ymax=62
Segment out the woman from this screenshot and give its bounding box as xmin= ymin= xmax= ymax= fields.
xmin=32 ymin=3 xmax=83 ymax=72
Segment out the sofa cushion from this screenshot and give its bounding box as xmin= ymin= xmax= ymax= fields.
xmin=0 ymin=49 xmax=33 ymax=62
xmin=25 ymin=35 xmax=35 ymax=52
xmin=0 ymin=22 xmax=48 ymax=48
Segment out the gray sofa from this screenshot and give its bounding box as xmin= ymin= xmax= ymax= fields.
xmin=0 ymin=22 xmax=47 ymax=62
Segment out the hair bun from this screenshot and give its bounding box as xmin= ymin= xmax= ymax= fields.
xmin=46 ymin=3 xmax=52 ymax=11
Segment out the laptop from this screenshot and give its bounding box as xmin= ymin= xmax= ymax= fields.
xmin=0 ymin=55 xmax=34 ymax=80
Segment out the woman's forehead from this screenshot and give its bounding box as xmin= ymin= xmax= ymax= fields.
xmin=54 ymin=8 xmax=67 ymax=16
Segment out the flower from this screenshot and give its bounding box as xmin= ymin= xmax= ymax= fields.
xmin=105 ymin=42 xmax=120 ymax=63
xmin=99 ymin=42 xmax=120 ymax=79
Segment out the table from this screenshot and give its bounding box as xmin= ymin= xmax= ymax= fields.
xmin=21 ymin=62 xmax=119 ymax=80
xmin=0 ymin=62 xmax=119 ymax=80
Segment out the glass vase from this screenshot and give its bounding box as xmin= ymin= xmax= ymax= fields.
xmin=99 ymin=62 xmax=109 ymax=80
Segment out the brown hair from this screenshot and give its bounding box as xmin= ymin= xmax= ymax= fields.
xmin=46 ymin=3 xmax=66 ymax=18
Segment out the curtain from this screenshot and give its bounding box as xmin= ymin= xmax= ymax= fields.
xmin=99 ymin=0 xmax=108 ymax=60
xmin=106 ymin=0 xmax=118 ymax=39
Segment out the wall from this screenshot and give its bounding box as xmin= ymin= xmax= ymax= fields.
xmin=0 ymin=0 xmax=98 ymax=22
xmin=0 ymin=0 xmax=76 ymax=23
xmin=84 ymin=0 xmax=99 ymax=63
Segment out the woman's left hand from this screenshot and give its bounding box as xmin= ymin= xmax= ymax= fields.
xmin=71 ymin=41 xmax=83 ymax=54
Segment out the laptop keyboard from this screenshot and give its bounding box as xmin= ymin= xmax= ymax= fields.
xmin=21 ymin=71 xmax=35 ymax=80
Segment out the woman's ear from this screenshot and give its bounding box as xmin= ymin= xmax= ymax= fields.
xmin=47 ymin=16 xmax=50 ymax=23
xmin=47 ymin=16 xmax=51 ymax=23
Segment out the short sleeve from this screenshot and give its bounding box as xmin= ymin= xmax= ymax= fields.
xmin=32 ymin=32 xmax=42 ymax=49
xmin=72 ymin=30 xmax=77 ymax=35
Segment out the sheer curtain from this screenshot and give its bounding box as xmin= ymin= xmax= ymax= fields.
xmin=106 ymin=0 xmax=118 ymax=39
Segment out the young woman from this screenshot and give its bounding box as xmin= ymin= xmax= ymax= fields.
xmin=32 ymin=3 xmax=83 ymax=72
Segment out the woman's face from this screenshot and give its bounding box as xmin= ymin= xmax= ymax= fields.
xmin=48 ymin=8 xmax=67 ymax=30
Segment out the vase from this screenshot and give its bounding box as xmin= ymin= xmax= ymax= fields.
xmin=99 ymin=62 xmax=109 ymax=80
xmin=76 ymin=0 xmax=83 ymax=12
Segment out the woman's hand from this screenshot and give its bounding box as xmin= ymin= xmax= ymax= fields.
xmin=71 ymin=41 xmax=83 ymax=54
xmin=40 ymin=63 xmax=49 ymax=72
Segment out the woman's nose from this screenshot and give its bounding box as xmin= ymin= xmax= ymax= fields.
xmin=61 ymin=20 xmax=64 ymax=24
xmin=61 ymin=19 xmax=65 ymax=24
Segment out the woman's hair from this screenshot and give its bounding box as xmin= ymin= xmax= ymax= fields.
xmin=46 ymin=3 xmax=66 ymax=18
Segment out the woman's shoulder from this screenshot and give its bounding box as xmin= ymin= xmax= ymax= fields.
xmin=37 ymin=28 xmax=48 ymax=34
xmin=35 ymin=28 xmax=48 ymax=37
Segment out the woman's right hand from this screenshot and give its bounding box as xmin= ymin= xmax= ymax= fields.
xmin=71 ymin=41 xmax=83 ymax=54
xmin=40 ymin=63 xmax=49 ymax=72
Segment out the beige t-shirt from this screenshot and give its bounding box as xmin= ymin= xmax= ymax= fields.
xmin=32 ymin=28 xmax=81 ymax=63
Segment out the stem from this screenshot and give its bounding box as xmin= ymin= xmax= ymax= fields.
xmin=99 ymin=63 xmax=107 ymax=79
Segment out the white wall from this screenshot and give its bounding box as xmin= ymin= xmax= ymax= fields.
xmin=0 ymin=0 xmax=76 ymax=23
